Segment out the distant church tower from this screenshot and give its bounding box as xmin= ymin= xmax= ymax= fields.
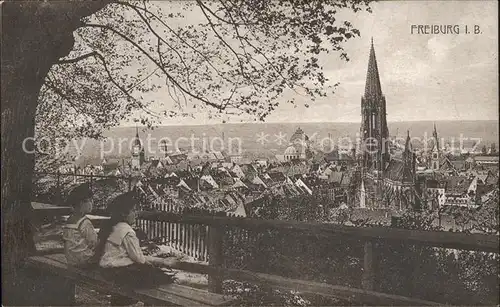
xmin=131 ymin=126 xmax=145 ymax=170
xmin=430 ymin=123 xmax=440 ymax=171
xmin=402 ymin=131 xmax=416 ymax=184
xmin=160 ymin=139 xmax=168 ymax=157
xmin=360 ymin=38 xmax=389 ymax=176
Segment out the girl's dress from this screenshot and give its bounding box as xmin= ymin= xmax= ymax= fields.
xmin=99 ymin=222 xmax=175 ymax=290
xmin=62 ymin=215 xmax=97 ymax=267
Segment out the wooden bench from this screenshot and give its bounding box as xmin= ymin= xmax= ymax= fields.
xmin=32 ymin=202 xmax=72 ymax=225
xmin=33 ymin=202 xmax=111 ymax=255
xmin=24 ymin=253 xmax=237 ymax=306
xmin=32 ymin=202 xmax=111 ymax=227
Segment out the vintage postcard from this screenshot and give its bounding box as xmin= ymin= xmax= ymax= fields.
xmin=1 ymin=0 xmax=498 ymax=306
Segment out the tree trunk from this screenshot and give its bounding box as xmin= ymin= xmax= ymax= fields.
xmin=1 ymin=51 xmax=53 ymax=307
xmin=1 ymin=2 xmax=110 ymax=304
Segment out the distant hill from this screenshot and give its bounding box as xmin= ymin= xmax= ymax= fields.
xmin=64 ymin=120 xmax=499 ymax=162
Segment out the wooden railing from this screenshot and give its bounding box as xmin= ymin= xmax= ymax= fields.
xmin=32 ymin=199 xmax=498 ymax=305
xmin=137 ymin=210 xmax=499 ymax=306
xmin=137 ymin=205 xmax=235 ymax=262
xmin=137 ymin=209 xmax=215 ymax=262
xmin=138 ymin=211 xmax=499 ymax=252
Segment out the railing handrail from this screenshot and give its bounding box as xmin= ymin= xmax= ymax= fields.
xmin=34 ymin=171 xmax=131 ymax=180
xmin=138 ymin=211 xmax=499 ymax=253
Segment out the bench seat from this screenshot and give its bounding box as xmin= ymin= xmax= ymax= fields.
xmin=24 ymin=253 xmax=236 ymax=306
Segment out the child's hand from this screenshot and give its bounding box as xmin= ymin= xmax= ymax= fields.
xmin=146 ymin=256 xmax=179 ymax=268
xmin=141 ymin=243 xmax=160 ymax=255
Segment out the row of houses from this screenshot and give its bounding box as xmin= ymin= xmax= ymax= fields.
xmin=50 ymin=148 xmax=498 ymax=213
xmin=417 ymin=154 xmax=498 ymax=175
xmin=423 ymin=170 xmax=498 ymax=209
xmin=124 ymin=156 xmax=360 ymax=217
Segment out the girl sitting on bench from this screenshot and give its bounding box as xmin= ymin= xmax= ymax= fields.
xmin=93 ymin=191 xmax=175 ymax=294
xmin=62 ymin=183 xmax=97 ymax=267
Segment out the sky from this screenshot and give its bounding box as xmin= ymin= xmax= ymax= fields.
xmin=122 ymin=0 xmax=498 ymax=126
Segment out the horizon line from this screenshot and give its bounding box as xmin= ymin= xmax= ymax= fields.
xmin=116 ymin=118 xmax=499 ymax=128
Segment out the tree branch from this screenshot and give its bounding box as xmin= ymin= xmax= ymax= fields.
xmin=124 ymin=4 xmax=194 ymax=91
xmin=91 ymin=51 xmax=163 ymax=118
xmin=83 ymin=23 xmax=224 ymax=111
xmin=56 ymin=51 xmax=99 ymax=64
xmin=196 ymin=0 xmax=253 ymax=86
xmin=51 ymin=48 xmax=161 ymax=119
xmin=195 ymin=0 xmax=253 ymax=26
xmin=221 ymin=84 xmax=238 ymax=111
xmin=45 ymin=76 xmax=86 ymax=114
xmin=114 ymin=1 xmax=234 ymax=86
xmin=216 ymin=0 xmax=261 ymax=88
xmin=128 ymin=67 xmax=160 ymax=92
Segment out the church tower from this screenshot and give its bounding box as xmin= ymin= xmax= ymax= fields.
xmin=131 ymin=126 xmax=145 ymax=170
xmin=160 ymin=139 xmax=169 ymax=157
xmin=430 ymin=123 xmax=440 ymax=171
xmin=402 ymin=131 xmax=416 ymax=184
xmin=360 ymin=39 xmax=389 ymax=176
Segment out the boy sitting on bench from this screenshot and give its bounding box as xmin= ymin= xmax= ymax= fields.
xmin=62 ymin=183 xmax=97 ymax=267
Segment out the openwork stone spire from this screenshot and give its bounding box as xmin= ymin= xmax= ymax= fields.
xmin=133 ymin=125 xmax=141 ymax=147
xmin=404 ymin=130 xmax=412 ymax=152
xmin=364 ymin=38 xmax=383 ymax=97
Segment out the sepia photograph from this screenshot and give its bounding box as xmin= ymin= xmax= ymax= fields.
xmin=1 ymin=0 xmax=498 ymax=306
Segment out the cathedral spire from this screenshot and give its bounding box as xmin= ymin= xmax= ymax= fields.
xmin=360 ymin=38 xmax=389 ymax=174
xmin=133 ymin=125 xmax=141 ymax=148
xmin=403 ymin=130 xmax=416 ymax=184
xmin=364 ymin=38 xmax=383 ymax=97
xmin=405 ymin=130 xmax=411 ymax=148
xmin=432 ymin=122 xmax=439 ymax=151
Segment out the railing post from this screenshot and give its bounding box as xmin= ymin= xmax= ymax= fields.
xmin=362 ymin=240 xmax=375 ymax=291
xmin=208 ymin=213 xmax=224 ymax=294
xmin=89 ymin=172 xmax=93 ymax=194
xmin=56 ymin=170 xmax=61 ymax=205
